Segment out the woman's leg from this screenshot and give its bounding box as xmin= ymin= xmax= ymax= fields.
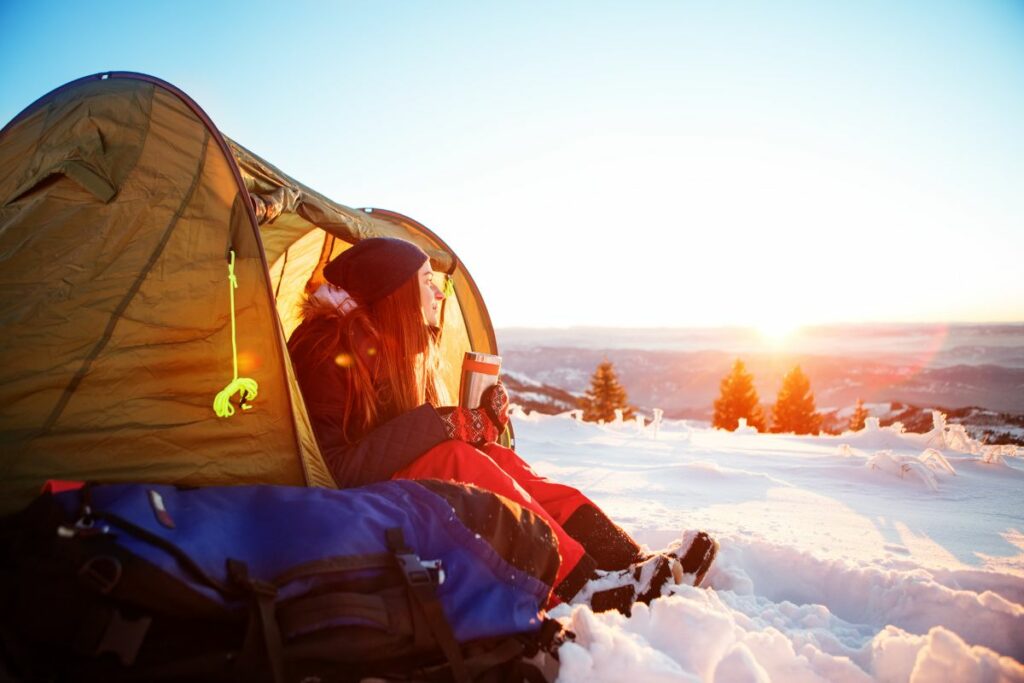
xmin=478 ymin=443 xmax=644 ymax=571
xmin=392 ymin=440 xmax=596 ymax=603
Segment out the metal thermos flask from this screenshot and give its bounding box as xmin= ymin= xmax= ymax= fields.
xmin=459 ymin=352 xmax=502 ymax=408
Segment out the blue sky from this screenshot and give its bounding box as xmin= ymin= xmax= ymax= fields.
xmin=2 ymin=1 xmax=1022 ymax=329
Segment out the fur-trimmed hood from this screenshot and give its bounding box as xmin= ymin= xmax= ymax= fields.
xmin=299 ymin=283 xmax=359 ymax=324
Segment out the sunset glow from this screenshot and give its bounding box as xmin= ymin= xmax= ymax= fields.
xmin=756 ymin=320 xmax=802 ymax=345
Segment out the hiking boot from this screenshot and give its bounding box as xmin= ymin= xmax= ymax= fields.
xmin=670 ymin=530 xmax=718 ymax=587
xmin=573 ymin=553 xmax=682 ymax=615
xmin=588 ymin=584 xmax=634 ymax=614
xmin=634 ymin=551 xmax=683 ymax=603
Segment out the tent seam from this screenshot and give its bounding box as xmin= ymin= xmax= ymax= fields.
xmin=40 ymin=130 xmax=211 ymax=433
xmin=273 ymin=248 xmax=289 ymax=301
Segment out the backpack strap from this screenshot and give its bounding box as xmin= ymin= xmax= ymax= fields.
xmin=71 ymin=603 xmax=152 ymax=667
xmin=228 ymin=558 xmax=285 ymax=683
xmin=386 ymin=527 xmax=469 ymax=683
xmin=277 ymin=591 xmax=392 ymax=637
xmin=272 ymin=552 xmax=395 ymax=586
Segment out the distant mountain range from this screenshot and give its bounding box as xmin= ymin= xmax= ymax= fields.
xmin=497 ymin=323 xmax=1024 ymax=445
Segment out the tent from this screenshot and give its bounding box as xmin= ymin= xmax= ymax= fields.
xmin=0 ymin=72 xmax=499 ymax=515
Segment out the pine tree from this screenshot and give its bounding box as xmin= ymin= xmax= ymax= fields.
xmin=849 ymin=398 xmax=870 ymax=432
xmin=712 ymin=359 xmax=766 ymax=432
xmin=771 ymin=365 xmax=823 ymax=435
xmin=579 ymin=360 xmax=635 ymax=423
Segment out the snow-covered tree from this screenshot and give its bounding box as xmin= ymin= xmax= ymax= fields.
xmin=579 ymin=360 xmax=635 ymax=423
xmin=712 ymin=359 xmax=766 ymax=432
xmin=771 ymin=365 xmax=823 ymax=435
xmin=849 ymin=398 xmax=870 ymax=432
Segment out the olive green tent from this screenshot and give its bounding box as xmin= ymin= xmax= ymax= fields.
xmin=0 ymin=72 xmax=498 ymax=515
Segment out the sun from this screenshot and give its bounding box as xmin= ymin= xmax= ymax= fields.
xmin=756 ymin=319 xmax=801 ymax=344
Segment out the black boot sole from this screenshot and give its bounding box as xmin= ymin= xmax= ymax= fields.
xmin=590 ymin=584 xmax=636 ymax=615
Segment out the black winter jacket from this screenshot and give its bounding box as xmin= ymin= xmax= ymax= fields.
xmin=287 ymin=311 xmax=448 ymax=488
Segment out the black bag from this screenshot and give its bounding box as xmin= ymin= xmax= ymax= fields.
xmin=0 ymin=479 xmax=570 ymax=682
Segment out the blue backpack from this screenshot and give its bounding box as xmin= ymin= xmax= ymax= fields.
xmin=0 ymin=479 xmax=566 ymax=682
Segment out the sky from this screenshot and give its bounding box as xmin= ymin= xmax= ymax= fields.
xmin=2 ymin=1 xmax=1023 ymax=330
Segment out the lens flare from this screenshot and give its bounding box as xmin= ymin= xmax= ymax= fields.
xmin=237 ymin=351 xmax=262 ymax=374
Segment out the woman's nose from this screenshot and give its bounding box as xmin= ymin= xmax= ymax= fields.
xmin=432 ymin=284 xmax=444 ymax=299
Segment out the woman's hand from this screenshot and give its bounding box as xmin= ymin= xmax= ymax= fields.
xmin=437 ymin=381 xmax=509 ymax=445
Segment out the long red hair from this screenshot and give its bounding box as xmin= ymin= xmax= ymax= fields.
xmin=295 ymin=275 xmax=447 ymax=443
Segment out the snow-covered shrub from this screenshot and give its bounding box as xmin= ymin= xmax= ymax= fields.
xmin=649 ymin=408 xmax=663 ymax=439
xmin=921 ymin=410 xmax=1024 ymax=462
xmin=918 ymin=448 xmax=956 ymax=475
xmin=980 ymin=444 xmax=1021 ymax=465
xmin=866 ymin=449 xmax=957 ymax=491
xmin=925 ymin=410 xmax=980 ymax=455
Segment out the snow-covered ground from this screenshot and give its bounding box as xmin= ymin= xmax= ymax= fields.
xmin=511 ymin=409 xmax=1024 ymax=682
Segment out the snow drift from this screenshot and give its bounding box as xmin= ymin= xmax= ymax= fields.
xmin=511 ymin=408 xmax=1024 ymax=681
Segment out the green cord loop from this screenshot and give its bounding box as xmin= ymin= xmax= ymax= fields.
xmin=213 ymin=250 xmax=259 ymax=418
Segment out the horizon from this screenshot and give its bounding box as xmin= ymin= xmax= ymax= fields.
xmin=498 ymin=322 xmax=1024 ymax=416
xmin=496 ymin=320 xmax=1024 ymax=331
xmin=495 ymin=322 xmax=1024 ymax=378
xmin=3 ymin=2 xmax=1023 ymax=329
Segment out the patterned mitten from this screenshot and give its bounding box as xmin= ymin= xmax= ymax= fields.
xmin=481 ymin=381 xmax=510 ymax=431
xmin=437 ymin=406 xmax=500 ymax=445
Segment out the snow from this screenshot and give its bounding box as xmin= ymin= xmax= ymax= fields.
xmin=508 ymin=408 xmax=1024 ymax=681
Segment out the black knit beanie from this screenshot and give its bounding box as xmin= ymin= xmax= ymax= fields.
xmin=322 ymin=237 xmax=429 ymax=305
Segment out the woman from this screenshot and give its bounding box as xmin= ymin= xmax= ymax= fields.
xmin=287 ymin=237 xmax=716 ymax=612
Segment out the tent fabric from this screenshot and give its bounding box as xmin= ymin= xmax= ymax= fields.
xmin=231 ymin=142 xmax=499 ymax=406
xmin=228 ymin=139 xmax=496 ymax=356
xmin=0 ymin=72 xmax=499 ymax=515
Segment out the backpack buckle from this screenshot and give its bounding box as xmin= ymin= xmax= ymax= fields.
xmin=395 ymin=552 xmax=434 ymax=586
xmin=420 ymin=559 xmax=446 ymax=585
xmin=386 ymin=527 xmax=444 ymax=586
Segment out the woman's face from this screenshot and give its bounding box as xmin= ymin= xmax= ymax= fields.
xmin=418 ymin=261 xmax=444 ymax=327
